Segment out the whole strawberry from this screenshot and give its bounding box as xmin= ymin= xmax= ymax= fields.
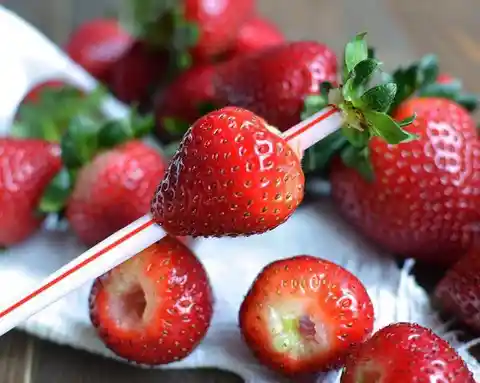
xmin=223 ymin=16 xmax=285 ymax=59
xmin=89 ymin=235 xmax=213 ymax=365
xmin=213 ymin=41 xmax=338 ymax=131
xmin=0 ymin=138 xmax=62 ymax=246
xmin=435 ymin=246 xmax=480 ymax=333
xmin=108 ymin=41 xmax=168 ymax=106
xmin=151 ymin=107 xmax=305 ymax=238
xmin=239 ymin=256 xmax=374 ymax=377
xmin=341 ymin=322 xmax=474 ymax=382
xmin=330 ymin=97 xmax=480 ymax=265
xmin=65 ymin=19 xmax=132 ymax=82
xmin=154 ymin=64 xmax=216 ymax=141
xmin=67 ymin=141 xmax=166 ymax=246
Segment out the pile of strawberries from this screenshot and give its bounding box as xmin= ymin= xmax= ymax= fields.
xmin=1 ymin=0 xmax=479 ymax=381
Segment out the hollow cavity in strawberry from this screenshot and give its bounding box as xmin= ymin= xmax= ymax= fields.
xmin=239 ymin=256 xmax=374 ymax=376
xmin=89 ymin=237 xmax=213 ymax=365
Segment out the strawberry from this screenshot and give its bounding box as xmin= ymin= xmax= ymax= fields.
xmin=153 ymin=64 xmax=216 ymax=141
xmin=212 ymin=41 xmax=338 ymax=131
xmin=67 ymin=141 xmax=167 ymax=246
xmin=340 ymin=322 xmax=474 ymax=382
xmin=89 ymin=235 xmax=213 ymax=365
xmin=223 ymin=16 xmax=285 ymax=59
xmin=434 ymin=246 xmax=480 ymax=333
xmin=150 ymin=106 xmax=305 ymax=238
xmin=0 ymin=138 xmax=62 ymax=247
xmin=330 ymin=97 xmax=480 ymax=265
xmin=239 ymin=255 xmax=374 ymax=377
xmin=108 ymin=40 xmax=168 ymax=106
xmin=65 ymin=19 xmax=132 ymax=82
xmin=127 ymin=0 xmax=255 ymax=64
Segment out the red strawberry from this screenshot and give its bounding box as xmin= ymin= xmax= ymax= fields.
xmin=89 ymin=235 xmax=213 ymax=365
xmin=0 ymin=138 xmax=62 ymax=246
xmin=65 ymin=19 xmax=132 ymax=82
xmin=341 ymin=322 xmax=474 ymax=382
xmin=108 ymin=41 xmax=168 ymax=106
xmin=67 ymin=141 xmax=166 ymax=246
xmin=153 ymin=64 xmax=216 ymax=141
xmin=151 ymin=107 xmax=305 ymax=238
xmin=213 ymin=41 xmax=338 ymax=131
xmin=239 ymin=255 xmax=374 ymax=376
xmin=330 ymin=97 xmax=480 ymax=265
xmin=224 ymin=16 xmax=285 ymax=59
xmin=187 ymin=0 xmax=255 ymax=61
xmin=435 ymin=246 xmax=480 ymax=333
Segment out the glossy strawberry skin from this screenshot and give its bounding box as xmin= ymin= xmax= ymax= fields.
xmin=151 ymin=107 xmax=305 ymax=238
xmin=65 ymin=19 xmax=132 ymax=82
xmin=213 ymin=41 xmax=338 ymax=131
xmin=66 ymin=141 xmax=166 ymax=247
xmin=154 ymin=64 xmax=216 ymax=141
xmin=185 ymin=0 xmax=255 ymax=61
xmin=239 ymin=256 xmax=374 ymax=376
xmin=108 ymin=41 xmax=168 ymax=106
xmin=331 ymin=98 xmax=480 ymax=265
xmin=0 ymin=138 xmax=62 ymax=246
xmin=435 ymin=246 xmax=480 ymax=333
xmin=89 ymin=236 xmax=213 ymax=365
xmin=341 ymin=322 xmax=474 ymax=383
xmin=224 ymin=16 xmax=285 ymax=59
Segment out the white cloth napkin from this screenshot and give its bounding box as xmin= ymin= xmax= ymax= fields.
xmin=1 ymin=200 xmax=479 ymax=383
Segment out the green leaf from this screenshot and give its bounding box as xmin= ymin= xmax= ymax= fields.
xmin=129 ymin=110 xmax=155 ymax=138
xmin=418 ymin=80 xmax=462 ymax=99
xmin=343 ymin=58 xmax=381 ymax=100
xmin=364 ymin=110 xmax=418 ymax=144
xmin=61 ymin=116 xmax=100 ymax=169
xmin=162 ymin=117 xmax=191 ymax=136
xmin=162 ymin=141 xmax=182 ymax=158
xmin=344 ymin=32 xmax=368 ymax=73
xmin=397 ymin=114 xmax=416 ymax=127
xmin=340 ymin=145 xmax=374 ymax=182
xmin=38 ymin=168 xmax=72 ymax=214
xmin=303 ymin=130 xmax=348 ymax=174
xmin=416 ymin=54 xmax=439 ymax=86
xmin=455 ymin=94 xmax=479 ymax=113
xmin=98 ymin=120 xmax=134 ymax=148
xmin=356 ymin=83 xmax=397 ymax=112
xmin=341 ymin=125 xmax=370 ymax=148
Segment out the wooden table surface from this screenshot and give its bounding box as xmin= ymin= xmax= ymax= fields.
xmin=1 ymin=0 xmax=479 ymax=382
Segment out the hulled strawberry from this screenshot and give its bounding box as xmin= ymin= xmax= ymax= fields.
xmin=239 ymin=256 xmax=374 ymax=377
xmin=223 ymin=16 xmax=285 ymax=59
xmin=108 ymin=40 xmax=168 ymax=106
xmin=341 ymin=322 xmax=474 ymax=382
xmin=153 ymin=64 xmax=216 ymax=142
xmin=213 ymin=41 xmax=338 ymax=131
xmin=151 ymin=107 xmax=305 ymax=238
xmin=330 ymin=97 xmax=480 ymax=265
xmin=67 ymin=141 xmax=166 ymax=246
xmin=65 ymin=19 xmax=132 ymax=82
xmin=89 ymin=235 xmax=213 ymax=365
xmin=0 ymin=138 xmax=62 ymax=246
xmin=434 ymin=246 xmax=480 ymax=333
